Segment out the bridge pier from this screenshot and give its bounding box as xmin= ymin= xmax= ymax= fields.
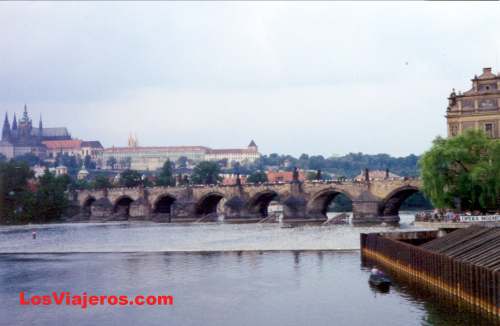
xmin=129 ymin=198 xmax=151 ymax=220
xmin=170 ymin=200 xmax=198 ymax=222
xmin=224 ymin=196 xmax=262 ymax=223
xmin=352 ymin=200 xmax=400 ymax=224
xmin=90 ymin=197 xmax=113 ymax=220
xmin=282 ymin=195 xmax=327 ymax=224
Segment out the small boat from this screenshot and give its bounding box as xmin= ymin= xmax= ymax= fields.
xmin=280 ymin=223 xmax=295 ymax=229
xmin=369 ymin=273 xmax=391 ymax=287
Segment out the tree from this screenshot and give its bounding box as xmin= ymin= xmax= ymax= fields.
xmin=420 ymin=130 xmax=500 ymax=212
xmin=176 ymin=156 xmax=188 ymax=168
xmin=29 ymin=171 xmax=70 ymax=223
xmin=55 ymin=153 xmax=80 ymax=176
xmin=83 ymin=155 xmax=96 ymax=170
xmin=0 ymin=153 xmax=6 ymax=162
xmin=247 ymin=171 xmax=268 ymax=183
xmin=0 ymin=161 xmax=34 ymax=224
xmin=92 ymin=175 xmax=112 ymax=189
xmin=119 ymin=169 xmax=142 ymax=187
xmin=191 ymin=161 xmax=221 ymax=185
xmin=13 ymin=153 xmax=40 ymax=167
xmin=70 ymin=179 xmax=91 ymax=191
xmin=106 ymin=156 xmax=117 ymax=170
xmin=156 ymin=160 xmax=175 ymax=186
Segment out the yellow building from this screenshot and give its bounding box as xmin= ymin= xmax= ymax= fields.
xmin=99 ymin=140 xmax=260 ymax=171
xmin=446 ymin=67 xmax=500 ymax=138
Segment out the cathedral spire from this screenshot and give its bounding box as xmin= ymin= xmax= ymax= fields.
xmin=12 ymin=113 xmax=17 ymax=130
xmin=22 ymin=104 xmax=29 ymax=122
xmin=38 ymin=114 xmax=43 ymax=138
xmin=2 ymin=112 xmax=11 ymax=141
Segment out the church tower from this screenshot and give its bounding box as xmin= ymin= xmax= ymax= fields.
xmin=12 ymin=113 xmax=17 ymax=130
xmin=38 ymin=114 xmax=43 ymax=139
xmin=18 ymin=104 xmax=33 ymax=139
xmin=248 ymin=140 xmax=258 ymax=152
xmin=127 ymin=133 xmax=138 ymax=148
xmin=2 ymin=113 xmax=11 ymax=141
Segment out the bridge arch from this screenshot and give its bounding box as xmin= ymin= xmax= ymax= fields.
xmin=307 ymin=188 xmax=354 ymax=218
xmin=153 ymin=194 xmax=176 ymax=215
xmin=82 ymin=196 xmax=96 ymax=217
xmin=379 ymin=185 xmax=421 ymax=217
xmin=247 ymin=190 xmax=281 ymax=218
xmin=195 ymin=192 xmax=225 ymax=216
xmin=113 ymin=195 xmax=134 ymax=217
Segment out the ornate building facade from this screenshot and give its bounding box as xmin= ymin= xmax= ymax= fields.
xmin=0 ymin=105 xmax=71 ymax=159
xmin=99 ymin=139 xmax=261 ymax=171
xmin=447 ymin=67 xmax=500 ymax=139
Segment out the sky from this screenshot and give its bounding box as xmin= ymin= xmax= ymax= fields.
xmin=1 ymin=2 xmax=500 ymax=157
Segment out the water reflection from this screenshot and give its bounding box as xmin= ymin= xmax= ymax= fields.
xmin=361 ymin=257 xmax=500 ymax=326
xmin=1 ymin=251 xmax=496 ymax=326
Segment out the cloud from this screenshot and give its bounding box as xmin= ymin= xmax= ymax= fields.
xmin=1 ymin=2 xmax=499 ymax=156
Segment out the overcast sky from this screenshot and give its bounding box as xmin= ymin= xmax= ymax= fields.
xmin=1 ymin=2 xmax=499 ymax=157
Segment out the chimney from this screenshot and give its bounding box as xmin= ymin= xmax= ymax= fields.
xmin=483 ymin=67 xmax=492 ymax=74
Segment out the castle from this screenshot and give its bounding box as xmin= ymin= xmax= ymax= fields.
xmin=0 ymin=105 xmax=71 ymax=159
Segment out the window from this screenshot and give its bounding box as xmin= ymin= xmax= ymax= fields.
xmin=484 ymin=123 xmax=494 ymax=138
xmin=450 ymin=124 xmax=458 ymax=137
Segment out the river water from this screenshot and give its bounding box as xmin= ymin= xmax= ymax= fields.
xmin=0 ymin=213 xmax=497 ymax=325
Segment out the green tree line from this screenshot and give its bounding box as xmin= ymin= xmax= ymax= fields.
xmin=0 ymin=161 xmax=70 ymax=224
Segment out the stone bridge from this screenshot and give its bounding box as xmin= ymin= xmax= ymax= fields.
xmin=72 ymin=178 xmax=422 ymax=224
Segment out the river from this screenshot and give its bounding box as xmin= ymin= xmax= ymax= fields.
xmin=0 ymin=213 xmax=496 ymax=325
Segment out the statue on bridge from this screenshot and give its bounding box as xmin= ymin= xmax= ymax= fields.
xmin=292 ymin=167 xmax=300 ymax=183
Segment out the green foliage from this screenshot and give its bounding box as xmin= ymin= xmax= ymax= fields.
xmin=420 ymin=130 xmax=500 ymax=211
xmin=326 ymin=193 xmax=353 ymax=212
xmin=55 ymin=153 xmax=81 ymax=176
xmin=251 ymin=152 xmax=420 ymax=177
xmin=83 ymin=155 xmax=96 ymax=170
xmin=0 ymin=161 xmax=34 ymax=224
xmin=156 ymin=160 xmax=175 ymax=186
xmin=92 ymin=175 xmax=112 ymax=189
xmin=400 ymin=192 xmax=434 ymax=211
xmin=191 ymin=161 xmax=221 ymax=185
xmin=30 ymin=172 xmax=70 ymax=223
xmin=247 ymin=171 xmax=268 ymax=183
xmin=13 ymin=153 xmax=40 ymax=167
xmin=70 ymin=179 xmax=91 ymax=190
xmin=176 ymin=156 xmax=188 ymax=168
xmin=0 ymin=153 xmax=7 ymax=162
xmin=119 ymin=169 xmax=143 ymax=187
xmin=106 ymin=156 xmax=117 ymax=170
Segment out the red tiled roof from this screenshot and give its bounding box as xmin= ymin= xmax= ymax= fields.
xmin=42 ymin=140 xmax=82 ymax=150
xmin=266 ymin=170 xmax=305 ymax=182
xmin=81 ymin=141 xmax=103 ymax=149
